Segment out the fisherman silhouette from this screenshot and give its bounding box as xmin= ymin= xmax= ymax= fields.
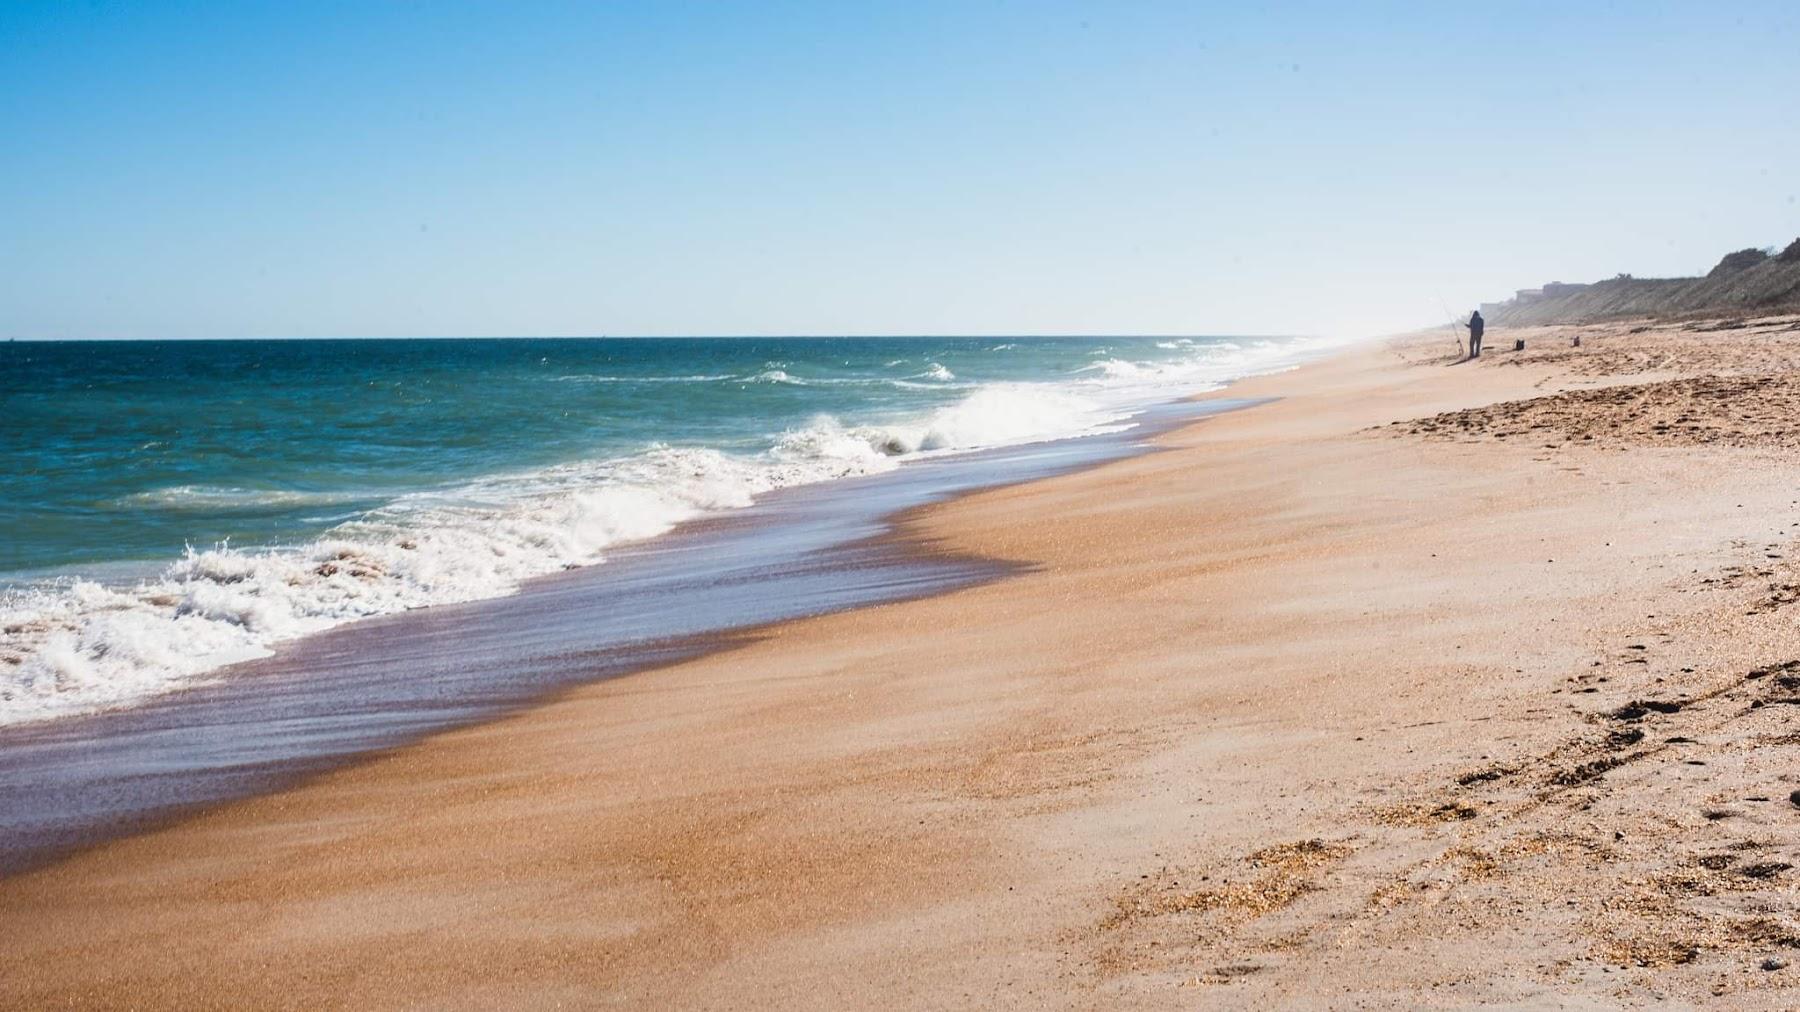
xmin=1466 ymin=310 xmax=1485 ymax=358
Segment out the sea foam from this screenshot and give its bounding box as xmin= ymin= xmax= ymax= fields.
xmin=0 ymin=335 xmax=1340 ymax=725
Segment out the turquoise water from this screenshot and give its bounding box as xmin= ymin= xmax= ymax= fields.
xmin=1 ymin=334 xmax=1317 ymax=723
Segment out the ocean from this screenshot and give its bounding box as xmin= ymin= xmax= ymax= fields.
xmin=1 ymin=334 xmax=1320 ymax=728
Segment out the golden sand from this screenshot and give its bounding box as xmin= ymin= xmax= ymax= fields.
xmin=6 ymin=317 xmax=1800 ymax=1008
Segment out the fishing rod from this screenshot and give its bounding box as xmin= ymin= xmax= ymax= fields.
xmin=1434 ymin=291 xmax=1465 ymax=357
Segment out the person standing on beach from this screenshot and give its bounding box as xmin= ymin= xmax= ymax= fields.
xmin=1466 ymin=310 xmax=1485 ymax=358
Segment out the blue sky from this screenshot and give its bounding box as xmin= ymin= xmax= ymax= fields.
xmin=2 ymin=1 xmax=1797 ymax=339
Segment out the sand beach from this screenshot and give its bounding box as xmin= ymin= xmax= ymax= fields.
xmin=7 ymin=317 xmax=1800 ymax=1008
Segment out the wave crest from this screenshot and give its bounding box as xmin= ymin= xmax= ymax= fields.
xmin=2 ymin=334 xmax=1343 ymax=725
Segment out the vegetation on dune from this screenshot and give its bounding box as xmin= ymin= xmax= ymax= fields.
xmin=1489 ymin=239 xmax=1800 ymax=325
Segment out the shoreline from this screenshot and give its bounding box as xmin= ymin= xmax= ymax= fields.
xmin=3 ymin=334 xmax=1329 ymax=731
xmin=7 ymin=318 xmax=1800 ymax=1006
xmin=0 ymin=392 xmax=1264 ymax=876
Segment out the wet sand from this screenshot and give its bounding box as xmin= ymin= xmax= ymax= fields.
xmin=2 ymin=402 xmax=1251 ymax=876
xmin=6 ymin=318 xmax=1800 ymax=1008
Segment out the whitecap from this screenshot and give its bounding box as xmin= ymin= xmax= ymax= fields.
xmin=552 ymin=373 xmax=734 ymax=384
xmin=2 ymin=332 xmax=1352 ymax=726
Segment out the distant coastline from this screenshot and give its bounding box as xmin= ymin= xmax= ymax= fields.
xmin=1483 ymin=237 xmax=1800 ymax=325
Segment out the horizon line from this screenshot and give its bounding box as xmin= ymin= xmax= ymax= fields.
xmin=4 ymin=331 xmax=1312 ymax=343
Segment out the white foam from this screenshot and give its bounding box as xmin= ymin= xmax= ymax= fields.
xmin=111 ymin=486 xmax=368 ymax=510
xmin=551 ymin=373 xmax=734 ymax=384
xmin=1 ymin=335 xmax=1343 ymax=726
xmin=0 ymin=444 xmax=873 ymax=725
xmin=1080 ymin=357 xmax=1146 ymax=379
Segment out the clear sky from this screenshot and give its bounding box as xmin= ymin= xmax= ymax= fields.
xmin=3 ymin=1 xmax=1797 ymax=339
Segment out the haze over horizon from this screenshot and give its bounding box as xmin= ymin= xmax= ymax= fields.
xmin=3 ymin=1 xmax=1797 ymax=341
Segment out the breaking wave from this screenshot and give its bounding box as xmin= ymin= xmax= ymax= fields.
xmin=0 ymin=333 xmax=1341 ymax=725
